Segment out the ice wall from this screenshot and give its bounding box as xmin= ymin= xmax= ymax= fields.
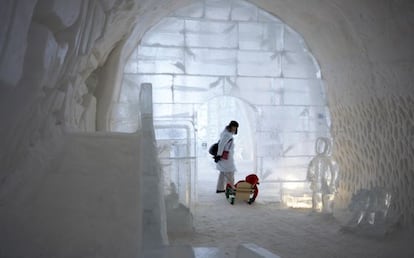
xmin=331 ymin=96 xmax=414 ymax=226
xmin=0 ymin=0 xmax=191 ymax=187
xmin=251 ymin=0 xmax=414 ymax=226
xmin=0 ymin=132 xmax=142 ymax=257
xmin=0 ymin=1 xmax=182 ymax=256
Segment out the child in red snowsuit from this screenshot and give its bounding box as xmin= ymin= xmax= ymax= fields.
xmin=226 ymin=174 xmax=260 ymax=203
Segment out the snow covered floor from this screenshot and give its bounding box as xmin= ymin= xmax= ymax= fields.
xmin=169 ymin=175 xmax=414 ymax=258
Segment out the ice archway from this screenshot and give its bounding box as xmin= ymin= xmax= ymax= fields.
xmin=112 ymin=0 xmax=331 ymax=203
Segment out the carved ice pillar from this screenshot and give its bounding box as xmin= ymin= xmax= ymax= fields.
xmin=139 ymin=83 xmax=169 ymax=248
xmin=140 ymin=83 xmax=155 ymax=135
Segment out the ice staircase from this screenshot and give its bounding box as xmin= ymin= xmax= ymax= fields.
xmin=143 ymin=243 xmax=281 ymax=258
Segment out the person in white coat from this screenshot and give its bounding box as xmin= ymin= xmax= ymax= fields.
xmin=214 ymin=120 xmax=239 ymax=193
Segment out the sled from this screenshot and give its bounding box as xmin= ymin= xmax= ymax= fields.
xmin=225 ymin=181 xmax=255 ymax=205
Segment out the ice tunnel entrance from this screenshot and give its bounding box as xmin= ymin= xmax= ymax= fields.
xmin=111 ymin=0 xmax=331 ymax=209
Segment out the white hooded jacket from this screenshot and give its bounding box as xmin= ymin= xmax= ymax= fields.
xmin=216 ymin=129 xmax=236 ymax=172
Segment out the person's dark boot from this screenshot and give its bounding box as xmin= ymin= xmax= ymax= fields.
xmin=216 ymin=190 xmax=225 ymax=193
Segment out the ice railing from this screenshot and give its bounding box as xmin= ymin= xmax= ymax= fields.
xmin=155 ymin=120 xmax=197 ymax=213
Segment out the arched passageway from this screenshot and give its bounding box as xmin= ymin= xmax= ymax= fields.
xmin=113 ymin=0 xmax=331 ymax=208
xmin=1 ymin=0 xmax=414 ymax=257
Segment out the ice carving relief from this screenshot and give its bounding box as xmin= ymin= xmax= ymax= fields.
xmin=1 ymin=0 xmax=106 ymax=134
xmin=307 ymin=137 xmax=339 ymax=213
xmin=331 ymin=95 xmax=414 ymax=227
xmin=0 ymin=0 xmax=152 ymax=187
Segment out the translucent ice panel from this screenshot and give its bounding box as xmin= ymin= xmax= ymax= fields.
xmin=258 ymin=117 xmax=328 ymax=133
xmin=283 ymin=79 xmax=325 ymax=105
xmin=238 ymin=22 xmax=283 ymax=51
xmin=257 ymin=9 xmax=283 ymax=23
xmin=173 ymin=158 xmax=196 ymax=206
xmin=110 ymin=103 xmax=140 ymax=132
xmin=282 ymin=51 xmax=320 ymax=78
xmin=205 ymin=0 xmax=231 ymax=20
xmin=255 ymin=131 xmax=283 ymax=159
xmin=173 ymin=87 xmax=209 ymax=103
xmin=235 ymin=89 xmax=282 ymax=105
xmin=231 ymin=0 xmax=257 ymax=21
xmin=300 ymin=118 xmax=330 ymax=133
xmin=122 ymin=74 xmax=173 ymax=94
xmin=141 ymin=17 xmax=184 ymax=47
xmin=119 ymin=75 xmax=141 ymax=103
xmin=174 ymin=75 xmax=224 ymax=91
xmin=153 ymin=88 xmax=173 ymax=103
xmin=256 ymin=131 xmax=282 ymax=145
xmin=257 ymin=106 xmax=301 ymax=121
xmin=153 ymin=103 xmax=197 ymax=119
xmin=174 ymin=1 xmax=204 ymax=18
xmin=123 ymin=59 xmax=138 ymax=73
xmin=279 ymin=132 xmax=323 ymax=156
xmin=129 ymin=47 xmax=139 ymax=59
xmin=256 ymin=143 xmax=283 ymax=157
xmin=111 ymin=103 xmax=139 ymax=121
xmin=185 ymin=20 xmax=238 ymax=48
xmin=155 ymin=128 xmax=187 ymax=140
xmin=272 ymin=157 xmax=311 ymax=172
xmin=137 ymin=46 xmax=184 ymax=74
xmin=185 ymin=48 xmax=237 ymax=76
xmin=221 ymin=76 xmax=236 ymax=95
xmin=259 ymin=157 xmax=310 ymax=180
xmin=284 ymin=26 xmax=306 ymax=52
xmin=257 ymin=106 xmax=330 ymax=132
xmin=236 ymin=77 xmax=283 ymax=91
xmin=124 ymin=43 xmax=139 ymax=74
xmin=237 ymin=50 xmax=281 ymax=76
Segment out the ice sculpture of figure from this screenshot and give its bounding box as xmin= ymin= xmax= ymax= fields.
xmin=306 ymin=137 xmax=339 ymax=213
xmin=343 ymin=187 xmax=393 ymax=235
